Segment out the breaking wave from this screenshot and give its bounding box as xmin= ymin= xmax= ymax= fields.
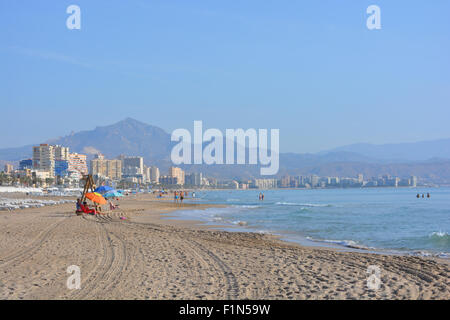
xmin=275 ymin=202 xmax=331 ymax=207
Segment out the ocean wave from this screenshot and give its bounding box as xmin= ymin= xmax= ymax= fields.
xmin=306 ymin=236 xmax=369 ymax=250
xmin=236 ymin=205 xmax=261 ymax=209
xmin=429 ymin=231 xmax=449 ymax=238
xmin=428 ymin=231 xmax=450 ymax=245
xmin=275 ymin=202 xmax=331 ymax=207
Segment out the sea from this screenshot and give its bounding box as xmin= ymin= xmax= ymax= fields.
xmin=166 ymin=187 xmax=450 ymax=259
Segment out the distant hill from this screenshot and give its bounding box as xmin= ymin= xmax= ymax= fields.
xmin=0 ymin=117 xmax=173 ymax=165
xmin=47 ymin=117 xmax=173 ymax=163
xmin=1 ymin=118 xmax=450 ymax=183
xmin=321 ymin=139 xmax=450 ymax=161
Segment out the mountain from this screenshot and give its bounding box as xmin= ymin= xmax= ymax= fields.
xmin=48 ymin=118 xmax=172 ymax=163
xmin=1 ymin=118 xmax=450 ymax=183
xmin=0 ymin=117 xmax=173 ymax=166
xmin=321 ymin=139 xmax=450 ymax=161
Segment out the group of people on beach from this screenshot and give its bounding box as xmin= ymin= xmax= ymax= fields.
xmin=174 ymin=190 xmax=188 ymax=203
xmin=76 ymin=198 xmax=120 ymax=215
xmin=76 ymin=198 xmax=97 ymax=215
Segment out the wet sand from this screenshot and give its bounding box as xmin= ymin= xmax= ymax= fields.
xmin=0 ymin=193 xmax=448 ymax=300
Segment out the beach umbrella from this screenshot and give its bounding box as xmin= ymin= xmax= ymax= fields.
xmin=85 ymin=192 xmax=107 ymax=205
xmin=94 ymin=185 xmax=114 ymax=194
xmin=103 ymin=191 xmax=123 ymax=198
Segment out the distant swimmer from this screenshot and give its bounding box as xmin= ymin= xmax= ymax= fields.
xmin=422 ymin=194 xmax=425 ymax=198
xmin=416 ymin=193 xmax=420 ymax=198
xmin=262 ymin=193 xmax=264 ymax=201
xmin=427 ymin=193 xmax=430 ymax=198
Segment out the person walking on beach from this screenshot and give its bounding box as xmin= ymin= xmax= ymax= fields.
xmin=174 ymin=191 xmax=178 ymax=203
xmin=261 ymin=193 xmax=264 ymax=201
xmin=180 ymin=191 xmax=184 ymax=203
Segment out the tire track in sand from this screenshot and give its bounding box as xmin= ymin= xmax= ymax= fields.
xmin=187 ymin=239 xmax=240 ymax=299
xmin=0 ymin=216 xmax=69 ymax=269
xmin=70 ymin=215 xmax=129 ymax=299
xmin=113 ymin=220 xmax=239 ymax=299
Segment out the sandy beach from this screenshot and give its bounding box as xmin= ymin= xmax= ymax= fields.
xmin=0 ymin=193 xmax=448 ymax=300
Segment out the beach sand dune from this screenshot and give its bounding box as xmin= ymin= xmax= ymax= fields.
xmin=0 ymin=194 xmax=448 ymax=300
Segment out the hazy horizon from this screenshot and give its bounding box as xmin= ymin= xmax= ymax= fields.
xmin=1 ymin=117 xmax=450 ymax=156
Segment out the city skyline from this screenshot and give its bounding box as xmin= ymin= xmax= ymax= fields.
xmin=0 ymin=141 xmax=424 ymax=189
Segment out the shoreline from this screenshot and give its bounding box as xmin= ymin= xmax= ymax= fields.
xmin=152 ymin=196 xmax=450 ymax=264
xmin=0 ymin=193 xmax=449 ymax=299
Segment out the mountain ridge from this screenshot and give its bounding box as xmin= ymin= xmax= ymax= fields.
xmin=321 ymin=138 xmax=450 ymax=161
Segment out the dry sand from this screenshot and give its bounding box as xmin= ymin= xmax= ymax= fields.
xmin=0 ymin=193 xmax=448 ymax=300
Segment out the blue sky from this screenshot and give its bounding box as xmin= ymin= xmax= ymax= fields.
xmin=0 ymin=0 xmax=449 ymax=153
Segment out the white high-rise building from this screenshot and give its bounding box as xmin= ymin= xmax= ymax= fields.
xmin=33 ymin=144 xmax=55 ymax=177
xmin=169 ymin=166 xmax=185 ymax=185
xmin=150 ymin=166 xmax=160 ymax=183
xmin=410 ymin=176 xmax=417 ymax=187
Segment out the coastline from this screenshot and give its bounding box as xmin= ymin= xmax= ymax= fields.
xmin=156 ymin=192 xmax=450 ymax=262
xmin=0 ymin=192 xmax=449 ymax=299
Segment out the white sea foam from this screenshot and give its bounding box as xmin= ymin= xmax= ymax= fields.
xmin=306 ymin=236 xmax=369 ymax=250
xmin=236 ymin=205 xmax=261 ymax=209
xmin=232 ymin=220 xmax=248 ymax=226
xmin=409 ymin=250 xmax=450 ymax=259
xmin=275 ymin=202 xmax=331 ymax=207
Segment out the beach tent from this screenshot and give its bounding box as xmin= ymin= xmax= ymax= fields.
xmin=94 ymin=185 xmax=114 ymax=194
xmin=103 ymin=190 xmax=123 ymax=198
